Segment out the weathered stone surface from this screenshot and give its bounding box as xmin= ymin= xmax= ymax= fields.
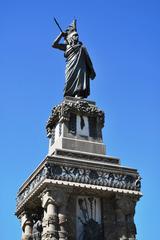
xmin=17 ymin=188 xmax=140 ymax=239
xmin=16 ymin=152 xmax=141 ymax=212
xmin=16 ymin=98 xmax=142 ymax=240
xmin=46 ymin=97 xmax=104 ymax=134
xmin=47 ymin=97 xmax=106 ymax=155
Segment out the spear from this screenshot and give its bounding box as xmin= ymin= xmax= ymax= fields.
xmin=54 ymin=17 xmax=63 ymax=33
xmin=54 ymin=17 xmax=70 ymax=46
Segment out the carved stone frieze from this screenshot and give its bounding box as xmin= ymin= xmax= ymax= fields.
xmin=46 ymin=100 xmax=104 ymax=136
xmin=17 ymin=165 xmax=50 ymax=208
xmin=46 ymin=164 xmax=141 ymax=191
xmin=17 ymin=162 xmax=141 ymax=209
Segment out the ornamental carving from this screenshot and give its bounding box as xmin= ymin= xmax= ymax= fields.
xmin=77 ymin=197 xmax=103 ymax=240
xmin=17 ymin=165 xmax=49 ymax=207
xmin=47 ymin=216 xmax=58 ymax=225
xmin=46 ymin=164 xmax=141 ymax=192
xmin=17 ymin=162 xmax=141 ymax=208
xmin=46 ymin=100 xmax=104 ymax=135
xmin=43 ymin=231 xmax=58 ymax=240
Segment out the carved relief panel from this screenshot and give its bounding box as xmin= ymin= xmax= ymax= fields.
xmin=76 ymin=115 xmax=89 ymax=137
xmin=76 ymin=196 xmax=103 ymax=240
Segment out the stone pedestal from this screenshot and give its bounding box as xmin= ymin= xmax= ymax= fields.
xmin=16 ymin=97 xmax=142 ymax=240
xmin=47 ymin=97 xmax=106 ymax=156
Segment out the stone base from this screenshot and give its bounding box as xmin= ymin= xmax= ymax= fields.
xmin=48 ymin=137 xmax=106 ymax=155
xmin=46 ymin=97 xmax=106 ymax=156
xmin=16 ymin=97 xmax=142 ymax=240
xmin=16 ymin=148 xmax=141 ymax=240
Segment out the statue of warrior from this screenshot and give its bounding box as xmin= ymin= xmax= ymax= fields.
xmin=52 ymin=20 xmax=96 ymax=98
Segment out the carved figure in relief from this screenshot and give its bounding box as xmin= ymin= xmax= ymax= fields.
xmin=78 ymin=198 xmax=103 ymax=240
xmin=32 ymin=214 xmax=43 ymax=240
xmin=79 ymin=218 xmax=103 ymax=240
xmin=52 ymin=19 xmax=96 ymax=98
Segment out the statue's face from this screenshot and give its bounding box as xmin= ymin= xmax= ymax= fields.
xmin=72 ymin=33 xmax=79 ymax=43
xmin=67 ymin=31 xmax=79 ymax=45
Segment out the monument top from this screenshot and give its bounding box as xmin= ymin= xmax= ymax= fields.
xmin=52 ymin=19 xmax=96 ymax=98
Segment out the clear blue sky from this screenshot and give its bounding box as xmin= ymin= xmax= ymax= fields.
xmin=0 ymin=0 xmax=159 ymax=239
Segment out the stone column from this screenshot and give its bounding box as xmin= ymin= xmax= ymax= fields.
xmin=126 ymin=200 xmax=137 ymax=240
xmin=21 ymin=211 xmax=32 ymax=240
xmin=115 ymin=206 xmax=127 ymax=240
xmin=41 ymin=190 xmax=58 ymax=240
xmin=57 ymin=189 xmax=71 ymax=240
xmin=58 ymin=205 xmax=68 ymax=240
xmin=102 ymin=198 xmax=117 ymax=240
xmin=115 ymin=195 xmax=137 ymax=240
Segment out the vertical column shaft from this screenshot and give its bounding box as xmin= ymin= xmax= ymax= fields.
xmin=47 ymin=200 xmax=58 ymax=234
xmin=58 ymin=205 xmax=68 ymax=240
xmin=115 ymin=195 xmax=137 ymax=240
xmin=21 ymin=211 xmax=32 ymax=240
xmin=41 ymin=190 xmax=58 ymax=240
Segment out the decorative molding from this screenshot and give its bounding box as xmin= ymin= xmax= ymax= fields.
xmin=46 ymin=164 xmax=141 ymax=191
xmin=46 ymin=100 xmax=104 ymax=136
xmin=16 ymin=163 xmax=141 ymax=208
xmin=55 ymin=149 xmax=119 ymax=164
xmin=17 ymin=165 xmax=49 ymax=208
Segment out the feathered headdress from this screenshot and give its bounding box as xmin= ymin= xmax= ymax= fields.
xmin=66 ymin=19 xmax=77 ymax=38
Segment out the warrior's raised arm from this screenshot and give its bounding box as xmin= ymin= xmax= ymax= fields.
xmin=52 ymin=32 xmax=66 ymax=51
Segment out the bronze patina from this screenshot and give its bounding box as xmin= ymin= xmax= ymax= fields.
xmin=52 ymin=20 xmax=96 ymax=98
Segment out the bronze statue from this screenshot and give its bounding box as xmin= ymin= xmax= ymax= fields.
xmin=52 ymin=19 xmax=96 ymax=98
